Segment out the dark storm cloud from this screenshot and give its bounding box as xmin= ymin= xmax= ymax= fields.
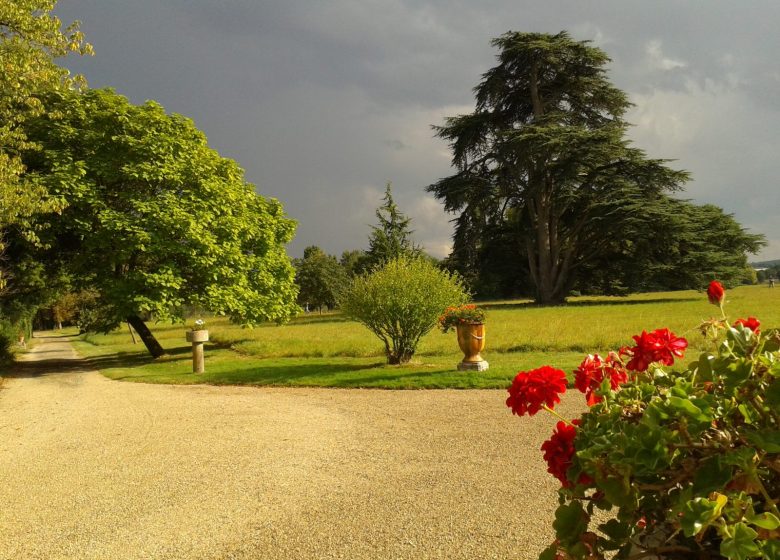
xmin=54 ymin=1 xmax=780 ymax=260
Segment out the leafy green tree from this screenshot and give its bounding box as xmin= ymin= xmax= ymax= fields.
xmin=365 ymin=183 xmax=422 ymax=269
xmin=339 ymin=249 xmax=370 ymax=278
xmin=756 ymin=264 xmax=780 ymax=284
xmin=294 ymin=246 xmax=348 ymax=313
xmin=18 ymin=88 xmax=299 ymax=356
xmin=340 ymin=256 xmax=468 ymax=364
xmin=0 ymin=0 xmax=92 ymax=229
xmin=428 ymin=31 xmax=689 ymax=304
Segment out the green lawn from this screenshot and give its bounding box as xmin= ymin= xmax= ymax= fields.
xmin=71 ymin=285 xmax=780 ymax=389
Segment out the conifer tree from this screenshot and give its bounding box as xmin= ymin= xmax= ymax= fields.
xmin=365 ymin=183 xmax=422 ymax=269
xmin=429 ymin=31 xmax=689 ymax=304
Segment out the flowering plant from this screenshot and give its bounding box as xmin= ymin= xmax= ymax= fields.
xmin=507 ymin=281 xmax=780 ymax=560
xmin=438 ymin=304 xmax=486 ymax=333
xmin=192 ymin=319 xmax=206 ymax=330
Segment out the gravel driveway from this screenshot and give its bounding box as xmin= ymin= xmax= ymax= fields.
xmin=0 ymin=334 xmax=586 ymax=559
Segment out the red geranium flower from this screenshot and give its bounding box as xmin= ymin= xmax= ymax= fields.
xmin=506 ymin=366 xmax=567 ymax=417
xmin=574 ymin=353 xmax=628 ymax=406
xmin=707 ymin=280 xmax=725 ymax=305
xmin=625 ymin=329 xmax=687 ymax=372
xmin=734 ymin=317 xmax=760 ymax=333
xmin=650 ymin=328 xmax=688 ymax=366
xmin=625 ymin=330 xmax=657 ymax=372
xmin=541 ymin=420 xmax=592 ymax=488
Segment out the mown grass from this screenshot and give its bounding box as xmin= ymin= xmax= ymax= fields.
xmin=71 ymin=285 xmax=780 ymax=389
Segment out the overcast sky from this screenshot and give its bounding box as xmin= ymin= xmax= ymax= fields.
xmin=53 ymin=1 xmax=780 ymax=261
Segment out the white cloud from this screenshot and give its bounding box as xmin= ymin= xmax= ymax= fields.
xmin=644 ymin=39 xmax=686 ymax=71
xmin=627 ymin=74 xmax=780 ymax=258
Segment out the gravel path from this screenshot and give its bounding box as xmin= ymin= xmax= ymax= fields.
xmin=0 ymin=333 xmax=586 ymax=559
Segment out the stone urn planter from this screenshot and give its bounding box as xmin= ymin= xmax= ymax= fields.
xmin=186 ymin=329 xmax=209 ymax=343
xmin=456 ymin=322 xmax=489 ymax=371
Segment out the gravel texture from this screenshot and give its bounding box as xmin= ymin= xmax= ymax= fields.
xmin=0 ymin=334 xmax=586 ymax=559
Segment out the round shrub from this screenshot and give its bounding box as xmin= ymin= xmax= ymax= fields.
xmin=340 ymin=257 xmax=468 ymax=364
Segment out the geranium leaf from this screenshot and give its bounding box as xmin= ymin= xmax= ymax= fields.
xmin=723 ymin=448 xmax=758 ymax=471
xmin=762 ymin=539 xmax=780 ymax=560
xmin=680 ymin=494 xmax=727 ymax=537
xmin=553 ymin=502 xmax=589 ymax=546
xmin=747 ymin=512 xmax=780 ymax=530
xmin=767 ymin=380 xmax=780 ymax=407
xmin=692 ymin=456 xmax=733 ymax=494
xmin=696 ymin=353 xmax=715 ymax=381
xmin=738 ymin=403 xmax=759 ymax=425
xmin=727 ymin=327 xmax=754 ymax=356
xmin=667 ymin=396 xmax=711 ymax=423
xmin=720 ymin=523 xmax=761 ymax=560
xmin=744 ymin=430 xmax=780 ymax=453
xmin=723 ymin=361 xmax=752 ymax=393
xmin=599 ymin=475 xmax=633 ymax=508
xmin=598 ymin=519 xmax=632 ymax=541
xmin=762 ymin=330 xmax=780 ymax=353
xmin=538 ymin=543 xmax=558 ymax=560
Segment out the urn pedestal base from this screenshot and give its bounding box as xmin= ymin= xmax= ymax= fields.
xmin=458 ymin=360 xmax=489 ymax=371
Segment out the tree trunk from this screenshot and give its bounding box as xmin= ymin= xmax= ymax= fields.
xmin=126 ymin=314 xmax=165 ymax=358
xmin=127 ymin=321 xmax=137 ymax=344
xmin=388 ymin=351 xmax=413 ymax=365
xmin=527 ymin=198 xmax=569 ymax=305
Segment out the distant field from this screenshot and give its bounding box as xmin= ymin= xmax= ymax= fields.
xmin=70 ymin=285 xmax=780 ymax=389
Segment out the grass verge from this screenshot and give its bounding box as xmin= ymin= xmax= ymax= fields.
xmin=72 ymin=285 xmax=780 ymax=389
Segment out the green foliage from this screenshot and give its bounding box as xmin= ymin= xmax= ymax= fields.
xmin=340 ymin=256 xmax=468 ymax=364
xmin=365 ymin=183 xmax=422 ymax=270
xmin=443 ymin=213 xmax=534 ymax=299
xmin=577 ymin=198 xmax=765 ymax=294
xmin=429 ymin=31 xmax=690 ymax=304
xmin=340 ymin=249 xmax=371 ymax=278
xmin=18 ymin=88 xmax=299 ymax=336
xmin=0 ymin=318 xmax=17 ymax=364
xmin=756 ymin=263 xmax=780 ymax=284
xmin=0 ymin=245 xmax=67 ymax=333
xmin=294 ymin=246 xmax=348 ymax=312
xmin=0 ymin=0 xmax=91 ymax=338
xmin=528 ymin=302 xmax=780 ymax=559
xmin=0 ymin=0 xmax=92 ymax=229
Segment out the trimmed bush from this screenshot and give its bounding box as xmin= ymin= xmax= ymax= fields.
xmin=340 ymin=257 xmax=468 ymax=364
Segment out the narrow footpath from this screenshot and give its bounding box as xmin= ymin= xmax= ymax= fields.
xmin=0 ymin=333 xmax=582 ymax=560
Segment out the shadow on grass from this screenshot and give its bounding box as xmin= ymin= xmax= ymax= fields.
xmin=288 ymin=315 xmax=353 ymax=326
xmin=484 ymin=296 xmax=699 ymax=311
xmin=193 ymin=362 xmax=500 ymax=389
xmin=110 ymin=360 xmax=389 ymax=385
